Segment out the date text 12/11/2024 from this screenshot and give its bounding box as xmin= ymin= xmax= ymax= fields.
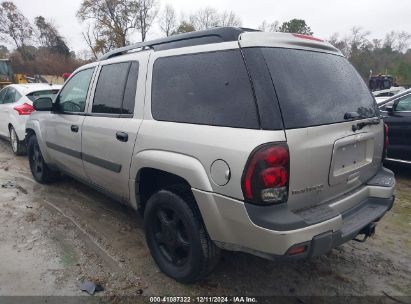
xmin=149 ymin=296 xmax=258 ymax=303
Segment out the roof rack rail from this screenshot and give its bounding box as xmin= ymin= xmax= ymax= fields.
xmin=99 ymin=27 xmax=259 ymax=61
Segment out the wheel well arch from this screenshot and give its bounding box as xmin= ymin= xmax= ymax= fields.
xmin=25 ymin=128 xmax=36 ymax=140
xmin=137 ymin=167 xmax=193 ymax=212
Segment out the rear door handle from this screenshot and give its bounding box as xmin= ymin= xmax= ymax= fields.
xmin=116 ymin=131 xmax=128 ymax=142
xmin=71 ymin=125 xmax=79 ymax=132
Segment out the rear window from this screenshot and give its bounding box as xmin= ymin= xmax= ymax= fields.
xmin=151 ymin=50 xmax=259 ymax=129
xmin=261 ymin=48 xmax=377 ymax=129
xmin=26 ymin=89 xmax=59 ymax=102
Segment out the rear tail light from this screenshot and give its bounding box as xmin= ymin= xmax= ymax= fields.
xmin=14 ymin=103 xmax=34 ymax=115
xmin=383 ymin=123 xmax=389 ymax=159
xmin=242 ymin=144 xmax=289 ymax=205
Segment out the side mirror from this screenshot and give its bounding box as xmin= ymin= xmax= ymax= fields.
xmin=33 ymin=97 xmax=53 ymax=111
xmin=385 ymin=105 xmax=394 ymax=114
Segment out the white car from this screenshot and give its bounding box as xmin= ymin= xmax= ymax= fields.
xmin=0 ymin=83 xmax=62 ymax=155
xmin=373 ymin=86 xmax=406 ymax=104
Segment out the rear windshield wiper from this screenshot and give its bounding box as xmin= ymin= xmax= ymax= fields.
xmin=344 ymin=112 xmax=380 ymax=131
xmin=356 ymin=117 xmax=380 ymax=129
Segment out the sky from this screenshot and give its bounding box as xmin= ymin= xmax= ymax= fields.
xmin=9 ymin=0 xmax=411 ymax=56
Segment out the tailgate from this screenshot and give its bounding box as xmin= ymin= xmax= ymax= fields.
xmin=286 ymin=120 xmax=384 ymax=211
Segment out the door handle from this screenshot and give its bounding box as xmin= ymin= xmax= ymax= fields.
xmin=116 ymin=131 xmax=128 ymax=142
xmin=71 ymin=125 xmax=79 ymax=132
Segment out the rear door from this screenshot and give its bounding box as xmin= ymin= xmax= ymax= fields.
xmin=257 ymin=47 xmax=382 ymax=211
xmin=82 ymin=54 xmax=146 ymax=201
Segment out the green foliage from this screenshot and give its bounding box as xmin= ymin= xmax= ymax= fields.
xmin=329 ymin=28 xmax=411 ymax=85
xmin=173 ymin=21 xmax=195 ymax=34
xmin=35 ymin=16 xmax=70 ymax=56
xmin=279 ymin=19 xmax=313 ymax=35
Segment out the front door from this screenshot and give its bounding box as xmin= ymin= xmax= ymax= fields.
xmin=384 ymin=93 xmax=411 ymax=162
xmin=82 ymin=60 xmax=143 ymax=201
xmin=45 ymin=67 xmax=96 ymax=180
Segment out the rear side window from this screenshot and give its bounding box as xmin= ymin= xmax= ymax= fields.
xmin=151 ymin=50 xmax=259 ymax=129
xmin=4 ymin=87 xmax=15 ymax=104
xmin=92 ymin=61 xmax=139 ymax=115
xmin=262 ymin=48 xmax=377 ymax=129
xmin=26 ymin=89 xmax=59 ymax=102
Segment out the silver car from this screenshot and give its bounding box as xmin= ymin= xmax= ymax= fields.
xmin=25 ymin=28 xmax=395 ymax=283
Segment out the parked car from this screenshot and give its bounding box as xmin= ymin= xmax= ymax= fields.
xmin=0 ymin=84 xmax=61 ymax=155
xmin=25 ymin=28 xmax=395 ymax=283
xmin=374 ymin=86 xmax=406 ymax=104
xmin=379 ymin=88 xmax=411 ymax=164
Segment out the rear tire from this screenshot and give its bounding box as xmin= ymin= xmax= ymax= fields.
xmin=27 ymin=135 xmax=60 ymax=184
xmin=144 ymin=186 xmax=220 ymax=283
xmin=9 ymin=126 xmax=26 ymax=155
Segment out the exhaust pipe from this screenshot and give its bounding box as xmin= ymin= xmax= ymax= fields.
xmin=354 ymin=223 xmax=376 ymax=243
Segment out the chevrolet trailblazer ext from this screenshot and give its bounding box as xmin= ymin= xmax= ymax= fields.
xmin=26 ymin=28 xmax=395 ymax=283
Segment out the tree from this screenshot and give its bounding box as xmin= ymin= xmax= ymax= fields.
xmin=279 ymin=19 xmax=313 ymax=35
xmin=77 ymin=0 xmax=141 ymax=55
xmin=219 ymin=11 xmax=242 ymax=27
xmin=258 ymin=20 xmax=280 ymax=32
xmin=158 ymin=4 xmax=176 ymax=37
xmin=34 ymin=16 xmax=70 ymax=56
xmin=383 ymin=31 xmax=411 ymax=53
xmin=189 ymin=7 xmax=219 ymax=31
xmin=189 ymin=7 xmax=242 ymax=31
xmin=0 ymin=1 xmax=33 ymax=58
xmin=173 ymin=21 xmax=195 ymax=34
xmin=136 ymin=0 xmax=159 ymax=41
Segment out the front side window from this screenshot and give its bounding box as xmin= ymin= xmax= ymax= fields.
xmin=57 ymin=68 xmax=95 ymax=113
xmin=151 ymin=50 xmax=259 ymax=129
xmin=92 ymin=61 xmax=139 ymax=115
xmin=395 ymin=95 xmax=411 ymax=111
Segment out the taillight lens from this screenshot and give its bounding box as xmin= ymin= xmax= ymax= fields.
xmin=383 ymin=123 xmax=389 ymax=159
xmin=242 ymin=144 xmax=289 ymax=205
xmin=14 ymin=103 xmax=34 ymax=115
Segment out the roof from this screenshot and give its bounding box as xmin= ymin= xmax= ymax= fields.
xmin=99 ymin=27 xmax=340 ymax=61
xmin=8 ymin=83 xmax=62 ymax=95
xmin=99 ymin=27 xmax=257 ymax=60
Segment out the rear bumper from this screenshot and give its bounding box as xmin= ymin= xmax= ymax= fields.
xmin=193 ymin=166 xmax=395 ymax=258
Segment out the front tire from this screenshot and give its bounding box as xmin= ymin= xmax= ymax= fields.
xmin=144 ymin=187 xmax=220 ymax=283
xmin=27 ymin=135 xmax=59 ymax=184
xmin=9 ymin=126 xmax=26 ymax=155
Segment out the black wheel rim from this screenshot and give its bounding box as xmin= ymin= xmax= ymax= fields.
xmin=153 ymin=207 xmax=191 ymax=267
xmin=30 ymin=143 xmax=43 ymax=176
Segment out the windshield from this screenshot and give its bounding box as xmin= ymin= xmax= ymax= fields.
xmin=26 ymin=89 xmax=60 ymax=102
xmin=261 ymin=48 xmax=377 ymax=129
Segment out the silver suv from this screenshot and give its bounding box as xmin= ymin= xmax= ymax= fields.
xmin=26 ymin=28 xmax=395 ymax=283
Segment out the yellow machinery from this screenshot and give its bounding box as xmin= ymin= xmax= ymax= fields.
xmin=0 ymin=59 xmax=29 ymax=88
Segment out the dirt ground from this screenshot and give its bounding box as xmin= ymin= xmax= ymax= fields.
xmin=0 ymin=138 xmax=410 ymax=299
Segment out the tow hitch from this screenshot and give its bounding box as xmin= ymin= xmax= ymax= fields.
xmin=353 ymin=223 xmax=376 ymax=243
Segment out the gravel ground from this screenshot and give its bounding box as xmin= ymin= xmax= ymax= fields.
xmin=0 ymin=138 xmax=410 ymax=300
